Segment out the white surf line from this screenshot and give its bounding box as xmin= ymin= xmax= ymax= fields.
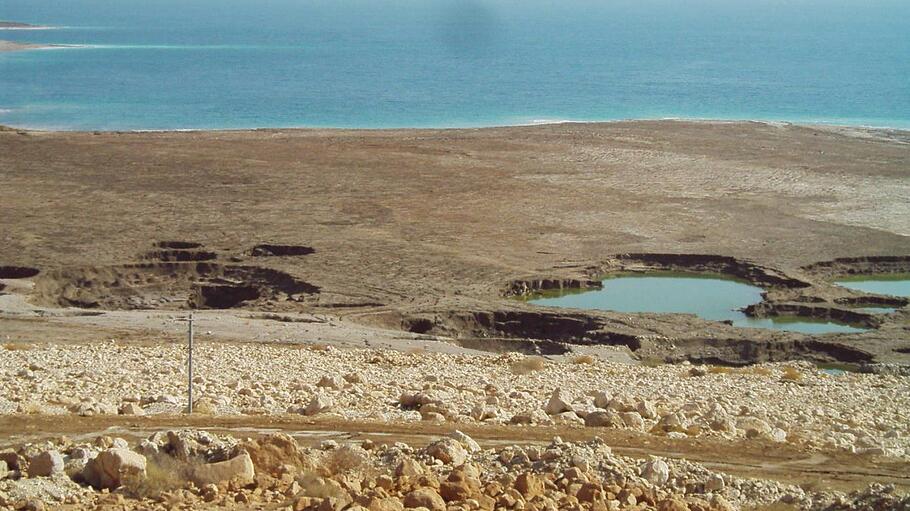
xmin=0 ymin=26 xmax=66 ymax=30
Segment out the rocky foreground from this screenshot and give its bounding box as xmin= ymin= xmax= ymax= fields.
xmin=2 ymin=341 xmax=909 ymax=460
xmin=1 ymin=427 xmax=908 ymax=511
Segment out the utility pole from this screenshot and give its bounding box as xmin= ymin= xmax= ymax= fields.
xmin=187 ymin=310 xmax=195 ymax=414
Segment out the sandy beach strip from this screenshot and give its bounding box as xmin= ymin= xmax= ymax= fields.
xmin=0 ymin=40 xmax=49 ymax=52
xmin=0 ymin=40 xmax=81 ymax=52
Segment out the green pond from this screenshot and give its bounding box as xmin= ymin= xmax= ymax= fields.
xmin=528 ymin=273 xmax=867 ymax=334
xmin=834 ymin=273 xmax=910 ymax=297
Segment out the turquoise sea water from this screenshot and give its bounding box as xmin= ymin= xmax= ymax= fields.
xmin=1 ymin=0 xmax=909 ymax=130
xmin=835 ymin=275 xmax=910 ymax=297
xmin=529 ymin=274 xmax=868 ymax=334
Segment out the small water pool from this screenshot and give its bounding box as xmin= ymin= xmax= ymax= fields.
xmin=835 ymin=274 xmax=910 ymax=297
xmin=528 ymin=273 xmax=868 ymax=334
xmin=856 ymin=306 xmax=898 ymax=314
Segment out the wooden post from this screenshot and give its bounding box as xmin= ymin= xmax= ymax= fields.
xmin=187 ymin=310 xmax=194 ymax=414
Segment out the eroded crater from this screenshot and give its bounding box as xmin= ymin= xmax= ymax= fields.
xmin=511 ymin=254 xmax=867 ymax=335
xmin=31 ymin=262 xmax=319 ymax=310
xmin=144 ymin=250 xmax=218 ymax=262
xmin=191 ymin=284 xmax=260 ymax=309
xmin=604 ymin=253 xmax=810 ymax=288
xmin=474 ymin=253 xmax=909 ymax=365
xmin=251 ymin=244 xmax=315 ymax=257
xmin=155 ymin=241 xmax=204 ymax=250
xmin=0 ymin=266 xmax=40 ymax=279
xmin=803 ymin=256 xmax=910 ymax=278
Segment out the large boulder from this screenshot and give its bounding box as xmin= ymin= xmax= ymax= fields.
xmin=606 ymin=396 xmax=636 ymax=413
xmin=83 ymin=448 xmax=147 ymax=489
xmin=425 ymin=439 xmax=467 ymax=466
xmin=620 ymin=411 xmax=645 ymax=430
xmin=439 ymin=464 xmax=481 ymax=502
xmin=367 ymin=497 xmax=405 ymax=511
xmin=738 ymin=417 xmax=772 ymax=439
xmin=304 ymin=394 xmax=334 ymax=416
xmin=190 ymin=451 xmax=255 ymax=486
xmin=514 ymin=472 xmax=544 ymax=498
xmin=118 ymin=403 xmax=145 ymax=416
xmin=394 ymin=458 xmax=425 ymax=478
xmin=636 ymin=399 xmax=658 ymax=419
xmin=584 ymin=410 xmax=623 ymax=428
xmin=317 ymin=375 xmax=344 ymax=390
xmin=398 ymin=391 xmax=438 ymax=409
xmin=403 ymin=488 xmax=446 ymax=511
xmin=159 ymin=430 xmax=239 ymax=462
xmin=243 ymin=433 xmax=313 ymax=475
xmin=0 ymin=450 xmax=22 ymax=471
xmin=593 ymin=391 xmax=613 ymax=409
xmin=448 ymin=430 xmax=481 ymax=453
xmin=640 ymin=457 xmax=670 ymax=486
xmin=27 ymin=451 xmax=64 ymax=477
xmin=545 ymin=388 xmax=574 ymax=415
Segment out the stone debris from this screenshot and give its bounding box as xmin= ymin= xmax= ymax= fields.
xmin=1 ymin=344 xmax=909 ymax=459
xmin=3 ymin=428 xmax=906 ymax=510
xmin=303 ymin=394 xmax=334 ymax=416
xmin=189 ymin=452 xmax=255 ymax=486
xmin=26 ymin=452 xmax=63 ymax=478
xmin=2 ymin=342 xmax=910 ymax=509
xmin=545 ymin=388 xmax=574 ymax=415
xmin=82 ymin=448 xmax=147 ymax=490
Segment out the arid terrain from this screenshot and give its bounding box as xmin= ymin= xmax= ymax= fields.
xmin=1 ymin=121 xmax=909 ymax=509
xmin=1 ymin=121 xmax=909 ymax=364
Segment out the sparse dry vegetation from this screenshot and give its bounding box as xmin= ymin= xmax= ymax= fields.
xmin=3 ymin=342 xmax=35 ymax=351
xmin=781 ymin=366 xmax=804 ymax=381
xmin=572 ymin=354 xmax=596 ymax=365
xmin=703 ymin=365 xmax=776 ymax=377
xmin=124 ymin=453 xmax=194 ymax=499
xmin=741 ymin=366 xmax=774 ymax=377
xmin=297 ymin=472 xmax=353 ymax=500
xmin=17 ymin=401 xmax=47 ymax=414
xmin=317 ymin=448 xmax=372 ymax=479
xmin=510 ymin=356 xmax=548 ymax=375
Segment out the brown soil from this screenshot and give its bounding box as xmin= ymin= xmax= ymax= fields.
xmin=1 ymin=121 xmax=909 ymax=366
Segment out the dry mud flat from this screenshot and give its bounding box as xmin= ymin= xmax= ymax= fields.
xmin=1 ymin=121 xmax=910 ymax=366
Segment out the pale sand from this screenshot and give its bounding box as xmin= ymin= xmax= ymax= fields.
xmin=0 ymin=40 xmax=48 ymax=52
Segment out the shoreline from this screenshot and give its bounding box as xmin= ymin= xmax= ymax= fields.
xmin=0 ymin=21 xmax=55 ymax=30
xmin=0 ymin=39 xmax=78 ymax=53
xmin=1 ymin=117 xmax=909 ymax=136
xmin=0 ymin=39 xmax=51 ymax=52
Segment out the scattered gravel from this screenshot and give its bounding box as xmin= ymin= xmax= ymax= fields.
xmin=2 ymin=341 xmax=908 ymax=459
